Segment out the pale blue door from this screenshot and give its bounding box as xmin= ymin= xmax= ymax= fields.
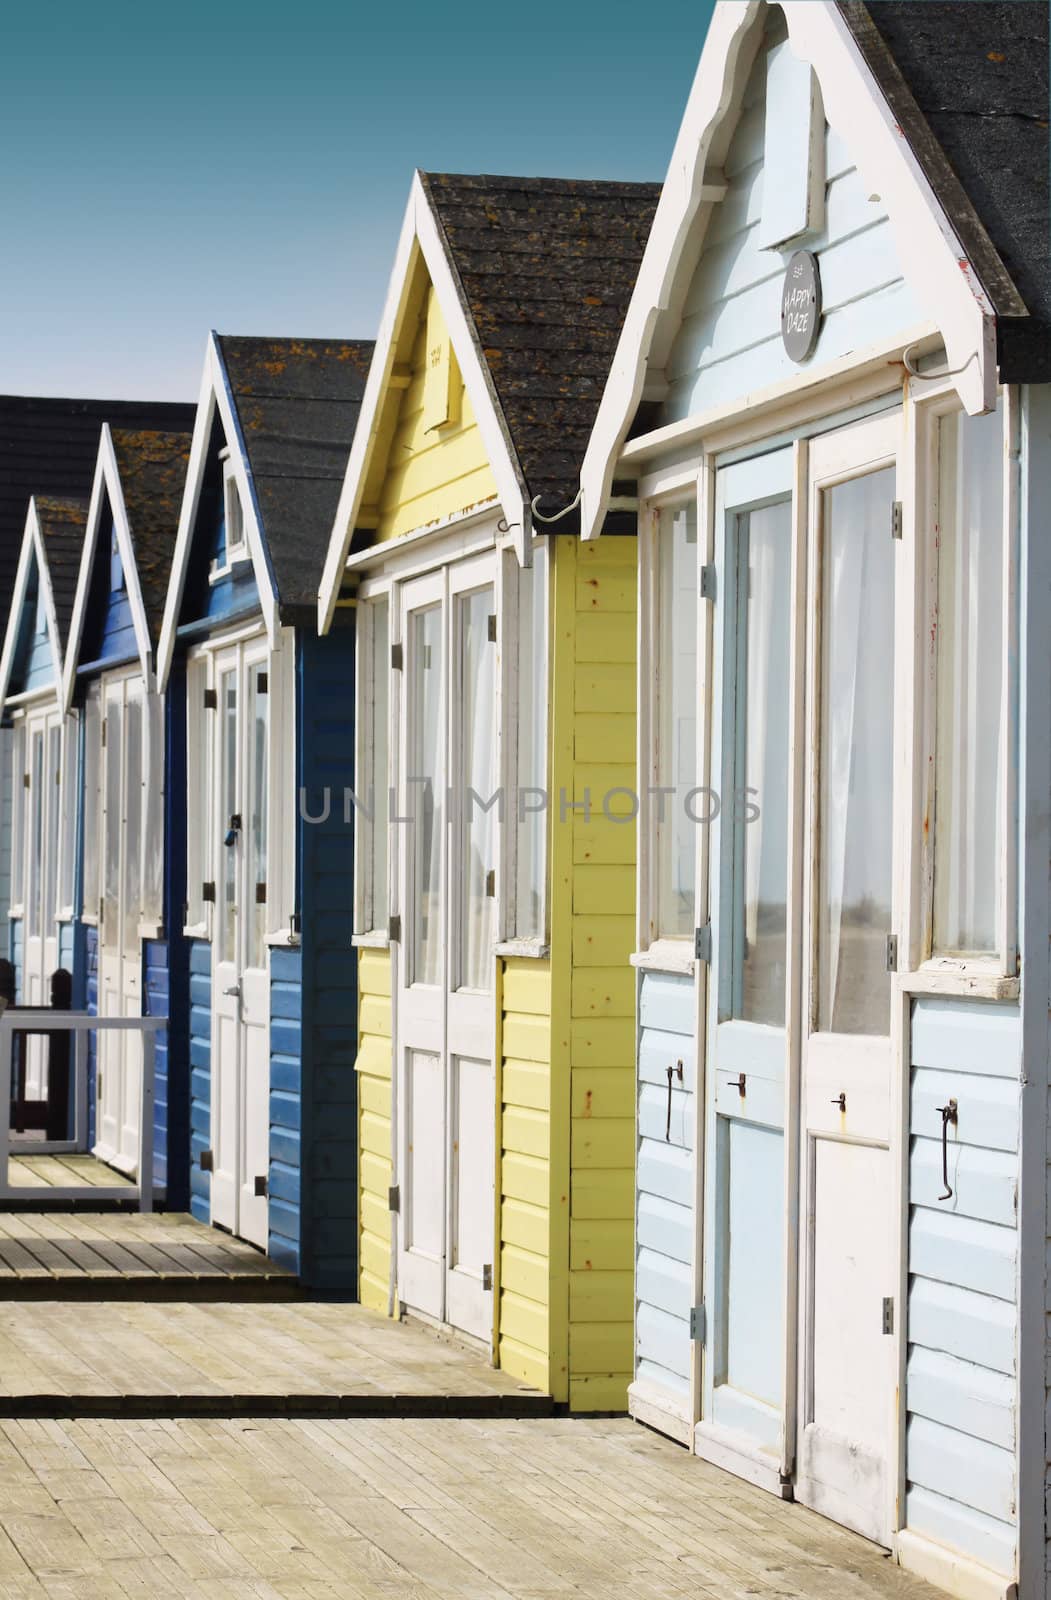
xmin=699 ymin=447 xmax=795 ymax=1483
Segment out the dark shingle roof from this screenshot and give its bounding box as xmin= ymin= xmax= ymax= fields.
xmin=216 ymin=336 xmax=374 ymax=614
xmin=109 ymin=430 xmax=193 ymax=647
xmin=843 ymin=1 xmax=1050 ymax=378
xmin=420 ymin=172 xmax=661 ymax=524
xmin=0 ymin=397 xmax=197 ymax=622
xmin=34 ymin=496 xmax=89 ymax=655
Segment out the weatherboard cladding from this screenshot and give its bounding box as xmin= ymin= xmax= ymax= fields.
xmin=420 ymin=173 xmax=660 ymax=524
xmin=0 ymin=397 xmax=195 ymax=615
xmin=216 ymin=336 xmax=373 ymax=616
xmin=845 ymin=1 xmax=1050 ymax=377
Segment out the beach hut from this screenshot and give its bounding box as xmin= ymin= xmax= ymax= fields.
xmin=578 ymin=3 xmax=1050 ymax=1594
xmin=318 ymin=172 xmax=657 ymax=1406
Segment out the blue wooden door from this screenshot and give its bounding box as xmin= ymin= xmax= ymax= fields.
xmin=700 ymin=447 xmax=796 ymax=1484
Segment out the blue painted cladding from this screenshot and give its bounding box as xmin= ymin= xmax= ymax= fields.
xmin=660 ymin=21 xmax=922 ymax=426
xmin=636 ymin=971 xmax=695 ymax=1407
xmin=905 ymin=997 xmax=1020 ymax=1579
xmin=144 ymin=942 xmax=169 ymax=1192
xmin=292 ymin=624 xmax=358 ymax=1292
xmin=188 ymin=939 xmax=212 ymax=1224
xmin=269 ymin=943 xmax=303 ymax=1275
xmin=22 ymin=620 xmax=55 ymax=692
xmin=85 ymin=924 xmax=98 ymax=1148
xmin=79 ymin=515 xmax=139 ymax=671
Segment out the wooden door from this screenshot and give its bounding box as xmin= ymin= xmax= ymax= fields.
xmin=395 ymin=556 xmax=497 ymax=1342
xmin=794 ymin=411 xmax=901 ymax=1543
xmin=700 ymin=447 xmax=796 ymax=1478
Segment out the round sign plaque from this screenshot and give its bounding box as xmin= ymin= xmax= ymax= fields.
xmin=781 ymin=249 xmax=822 ymax=363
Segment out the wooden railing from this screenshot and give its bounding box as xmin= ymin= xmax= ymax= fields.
xmin=0 ymin=1011 xmax=164 ymax=1210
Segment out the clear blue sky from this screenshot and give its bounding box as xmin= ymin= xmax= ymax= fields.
xmin=0 ymin=0 xmax=713 ymax=402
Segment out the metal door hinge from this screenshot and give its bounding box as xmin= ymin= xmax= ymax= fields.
xmin=202 ymin=881 xmax=216 ymax=903
xmin=882 ymin=1297 xmax=894 ymax=1335
xmin=482 ymin=1263 xmax=493 ymax=1292
xmin=101 ymin=717 xmax=107 ymax=747
xmin=485 ymin=868 xmax=496 ymax=898
xmin=690 ymin=1305 xmax=706 ymax=1341
xmin=254 ymin=1174 xmax=268 ymax=1197
xmin=255 ymin=881 xmax=267 ymax=904
xmin=885 ymin=933 xmax=898 ymax=973
xmin=200 ymin=1149 xmax=214 ymax=1172
xmin=390 ymin=643 xmax=403 ymax=671
xmin=694 ymin=923 xmax=712 ymax=963
xmin=700 ymin=563 xmax=717 ymax=601
xmin=257 ymin=672 xmax=268 ymax=694
xmin=487 ymin=614 xmax=497 ymax=643
xmin=22 ymin=772 xmax=29 ymax=788
xmin=388 ymin=914 xmax=401 ymax=943
xmin=388 ymin=1184 xmax=400 ymax=1213
xmin=204 ymin=688 xmax=217 ymax=710
xmin=891 ymin=502 xmax=903 ymax=540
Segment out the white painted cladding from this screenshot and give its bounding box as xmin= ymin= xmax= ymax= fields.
xmin=660 ymin=22 xmax=922 ymax=426
xmin=906 ymin=997 xmax=1020 ymax=1578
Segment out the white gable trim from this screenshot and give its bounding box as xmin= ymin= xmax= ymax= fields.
xmin=157 ymin=333 xmax=278 ymax=691
xmin=318 ymin=173 xmax=529 ymax=635
xmin=60 ymin=425 xmax=156 ymax=712
xmin=0 ymin=500 xmax=67 ymax=712
xmin=579 ymin=0 xmax=1000 ymax=539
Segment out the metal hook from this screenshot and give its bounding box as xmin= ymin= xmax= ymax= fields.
xmin=936 ymin=1099 xmax=958 ymax=1200
xmin=902 ymin=342 xmax=978 ymax=382
xmin=530 ymin=488 xmax=583 ymax=525
xmin=665 ymin=1060 xmax=684 ymax=1141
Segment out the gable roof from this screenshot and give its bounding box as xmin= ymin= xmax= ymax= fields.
xmin=0 ymin=495 xmax=89 ymax=710
xmin=0 ymin=395 xmax=196 ymax=616
xmin=578 ymin=0 xmax=1050 ymax=538
xmin=318 ymin=171 xmax=659 ymax=628
xmin=158 ymin=334 xmax=373 ymax=683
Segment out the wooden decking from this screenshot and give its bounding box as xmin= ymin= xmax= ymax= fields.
xmin=0 ymin=1302 xmax=553 ymax=1418
xmin=7 ymin=1153 xmax=133 ymax=1192
xmin=0 ymin=1211 xmax=299 ymax=1300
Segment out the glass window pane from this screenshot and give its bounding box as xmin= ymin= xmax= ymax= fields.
xmin=459 ymin=587 xmax=496 ymax=991
xmin=368 ymin=600 xmax=389 ymax=930
xmin=82 ymin=689 xmax=101 ymax=916
xmin=12 ymin=723 xmax=25 ymax=908
xmin=247 ymin=661 xmax=269 ymax=969
xmin=27 ymin=731 xmax=44 ymax=938
xmin=123 ymin=690 xmax=143 ymax=959
xmin=219 ymin=669 xmax=238 ymax=965
xmin=185 ymin=662 xmax=211 ymax=929
xmin=411 ymin=605 xmax=443 ymax=986
xmin=46 ymin=724 xmax=60 ymax=924
xmin=59 ymin=717 xmax=77 ymax=913
xmin=818 ymin=468 xmax=895 ymax=1036
xmin=103 ymin=689 xmax=123 ymax=947
xmin=933 ymin=407 xmax=1004 ymax=955
xmin=515 ymin=549 xmax=547 ymax=941
xmin=657 ymin=501 xmax=698 ymax=938
xmin=142 ymin=693 xmax=164 ymax=924
xmin=732 ymin=501 xmax=792 ymax=1025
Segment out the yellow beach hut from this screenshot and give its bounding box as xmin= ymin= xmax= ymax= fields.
xmin=317 ymin=171 xmax=658 ymax=1408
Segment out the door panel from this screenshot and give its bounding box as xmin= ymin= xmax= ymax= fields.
xmin=395 ymin=557 xmax=497 ymax=1344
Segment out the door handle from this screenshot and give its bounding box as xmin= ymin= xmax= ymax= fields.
xmin=936 ymin=1099 xmax=958 ymax=1200
xmin=223 ymin=984 xmax=241 ymax=999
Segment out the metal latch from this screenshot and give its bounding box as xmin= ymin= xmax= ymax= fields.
xmin=388 ymin=914 xmax=401 ymax=943
xmin=885 ymin=934 xmax=898 ymax=972
xmin=388 ymin=1184 xmax=400 ymax=1213
xmin=200 ymin=1149 xmax=214 ymax=1172
xmin=891 ymin=502 xmax=903 ymax=540
xmin=390 ymin=643 xmax=403 ymax=671
xmin=254 ymin=1174 xmax=268 ymax=1198
xmin=700 ymin=563 xmax=717 ymax=601
xmin=690 ymin=1305 xmax=706 ymax=1342
xmin=694 ymin=923 xmax=712 ymax=963
xmin=482 ymin=1264 xmax=493 ymax=1292
xmin=487 ymin=614 xmax=497 ymax=643
xmin=882 ymin=1297 xmax=894 ymax=1335
xmin=202 ymin=881 xmax=215 ymax=902
xmin=204 ymin=688 xmax=217 ymax=710
xmin=485 ymin=869 xmax=496 ymax=898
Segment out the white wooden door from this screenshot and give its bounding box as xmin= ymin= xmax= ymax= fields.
xmin=20 ymin=707 xmax=62 ymax=1100
xmin=795 ymin=412 xmax=901 ymax=1544
xmin=210 ymin=638 xmax=270 ymax=1249
xmin=395 ymin=555 xmax=497 ymax=1343
xmin=700 ymin=448 xmax=796 ymax=1473
xmin=95 ymin=674 xmax=144 ymax=1174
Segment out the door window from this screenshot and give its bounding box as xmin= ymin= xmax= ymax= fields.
xmin=411 ymin=605 xmax=444 ymax=987
xmin=656 ymin=501 xmax=698 ymax=938
xmin=122 ymin=690 xmax=143 ymax=958
xmin=27 ymin=730 xmax=44 ymax=939
xmin=816 ymin=467 xmax=895 ymax=1036
xmin=102 ymin=688 xmax=123 ymax=947
xmin=458 ymin=588 xmax=496 ymax=991
xmin=218 ymin=667 xmax=239 ymax=967
xmin=247 ymin=660 xmax=269 ymax=970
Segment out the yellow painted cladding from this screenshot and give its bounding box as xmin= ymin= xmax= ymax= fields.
xmin=363 ymin=265 xmax=497 ymax=543
xmin=356 ymin=947 xmax=393 ymax=1313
